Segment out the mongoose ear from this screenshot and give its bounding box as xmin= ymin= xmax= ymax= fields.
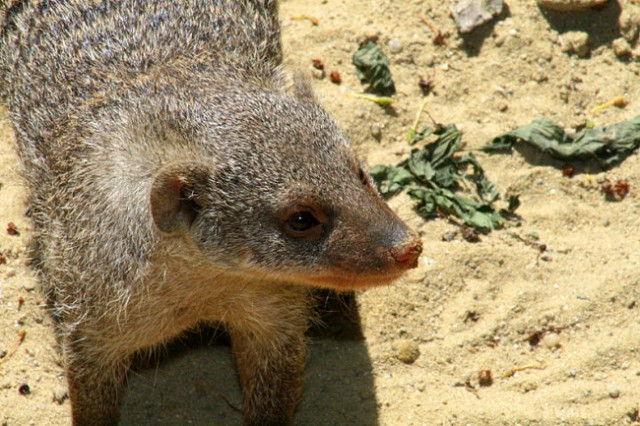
xmin=291 ymin=71 xmax=316 ymax=102
xmin=150 ymin=162 xmax=211 ymax=234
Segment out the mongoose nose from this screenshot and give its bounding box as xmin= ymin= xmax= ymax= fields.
xmin=390 ymin=237 xmax=423 ymax=270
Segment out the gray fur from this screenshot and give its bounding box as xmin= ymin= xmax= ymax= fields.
xmin=0 ymin=1 xmax=422 ymax=425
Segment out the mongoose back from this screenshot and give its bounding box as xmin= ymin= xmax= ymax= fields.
xmin=0 ymin=1 xmax=423 ymax=424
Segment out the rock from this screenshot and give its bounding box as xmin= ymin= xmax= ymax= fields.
xmin=560 ymin=31 xmax=590 ymax=58
xmin=354 ymin=108 xmax=367 ymax=119
xmin=370 ymin=123 xmax=382 ymax=139
xmin=536 ymin=0 xmax=610 ymax=12
xmin=543 ymin=332 xmax=561 ymax=348
xmin=395 ymin=339 xmax=420 ymax=364
xmin=612 ymin=37 xmax=632 ymax=58
xmin=309 ymin=65 xmax=325 ymax=80
xmin=442 ymin=231 xmax=457 ymax=242
xmin=387 ymin=39 xmax=403 ymax=54
xmin=608 ymin=387 xmax=620 ymax=398
xmin=619 ymin=9 xmax=640 ymax=43
xmin=450 ymin=0 xmax=504 ymax=34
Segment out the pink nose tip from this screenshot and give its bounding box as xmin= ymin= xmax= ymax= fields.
xmin=390 ymin=238 xmax=423 ymax=270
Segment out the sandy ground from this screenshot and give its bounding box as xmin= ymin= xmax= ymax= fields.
xmin=1 ymin=0 xmax=640 ymax=425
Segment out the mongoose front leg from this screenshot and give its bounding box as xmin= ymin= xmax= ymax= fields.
xmin=229 ymin=322 xmax=308 ymax=426
xmin=64 ymin=335 xmax=131 ymax=426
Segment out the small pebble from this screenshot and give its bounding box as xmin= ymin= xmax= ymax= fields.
xmin=52 ymin=385 xmax=69 ymax=404
xmin=0 ymin=350 xmax=6 ymax=359
xmin=387 ymin=39 xmax=403 ymax=54
xmin=310 ymin=66 xmax=325 ymax=80
xmin=395 ymin=339 xmax=420 ymax=364
xmin=568 ymin=369 xmax=577 ymax=377
xmin=370 ymin=123 xmax=382 ymax=139
xmin=611 ymin=38 xmax=632 ymax=57
xmin=619 ymin=9 xmax=640 ymax=43
xmin=5 ymin=267 xmax=16 ymax=278
xmin=424 ymin=55 xmax=435 ymax=67
xmin=442 ymin=231 xmax=457 ymax=242
xmin=18 ymin=383 xmax=30 ymax=395
xmin=6 ymin=222 xmax=20 ymax=236
xmin=609 ymin=388 xmax=620 ymax=399
xmin=329 ymin=70 xmax=341 ymax=84
xmin=543 ymin=332 xmax=561 ymax=349
xmin=451 ymin=0 xmax=504 ymax=34
xmin=560 ymin=31 xmax=590 ymax=58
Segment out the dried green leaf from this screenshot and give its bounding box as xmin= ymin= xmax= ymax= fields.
xmin=352 ymin=41 xmax=396 ymax=97
xmin=507 ymin=194 xmax=521 ymax=213
xmin=457 ymin=152 xmax=499 ymax=203
xmin=481 ymin=116 xmax=640 ymax=168
xmin=370 ymin=124 xmax=518 ymax=232
xmin=369 ymin=165 xmax=414 ymax=197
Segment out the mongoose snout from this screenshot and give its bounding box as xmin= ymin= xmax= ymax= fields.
xmin=391 ymin=237 xmax=423 ymax=270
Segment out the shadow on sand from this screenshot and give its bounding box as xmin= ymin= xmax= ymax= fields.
xmin=120 ymin=290 xmax=379 ymax=425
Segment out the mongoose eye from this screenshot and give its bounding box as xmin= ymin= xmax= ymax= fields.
xmin=284 ymin=211 xmax=322 ymax=238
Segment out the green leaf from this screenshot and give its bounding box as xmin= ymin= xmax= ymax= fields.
xmin=369 ymin=165 xmax=415 ymax=196
xmin=507 ymin=194 xmax=521 ymax=213
xmin=481 ymin=116 xmax=640 ymax=168
xmin=406 ymin=126 xmax=433 ymax=145
xmin=371 ymin=124 xmax=518 ymax=232
xmin=457 ymin=152 xmax=499 ymax=203
xmin=466 ymin=208 xmax=499 ymax=231
xmin=352 ymin=41 xmax=396 ymax=97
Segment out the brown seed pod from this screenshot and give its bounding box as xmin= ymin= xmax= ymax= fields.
xmin=329 ymin=70 xmax=341 ymax=84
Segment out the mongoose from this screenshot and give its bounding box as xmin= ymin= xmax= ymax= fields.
xmin=0 ymin=1 xmax=423 ymax=425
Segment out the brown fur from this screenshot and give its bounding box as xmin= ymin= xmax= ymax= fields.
xmin=0 ymin=1 xmax=422 ymax=425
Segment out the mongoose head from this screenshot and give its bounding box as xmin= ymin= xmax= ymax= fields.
xmin=150 ymin=77 xmax=422 ymax=290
